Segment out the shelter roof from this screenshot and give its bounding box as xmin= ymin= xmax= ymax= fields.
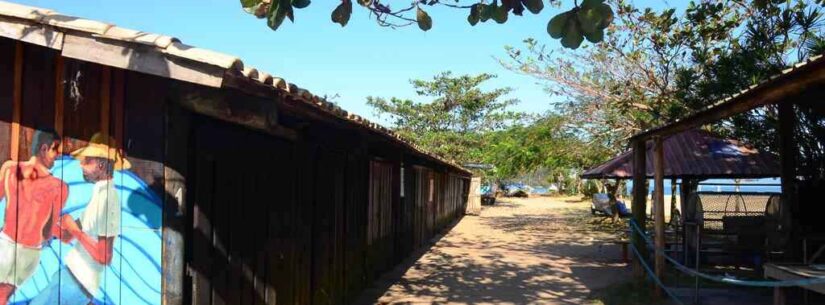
xmin=631 ymin=55 xmax=825 ymax=141
xmin=581 ymin=129 xmax=780 ymax=179
xmin=0 ymin=1 xmax=469 ymax=174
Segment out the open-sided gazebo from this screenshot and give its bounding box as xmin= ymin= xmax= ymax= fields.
xmin=624 ymin=55 xmax=825 ymax=303
xmin=582 ymin=128 xmax=782 ymax=283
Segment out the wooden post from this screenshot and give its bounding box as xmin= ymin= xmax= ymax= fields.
xmin=778 ymin=102 xmax=797 ymax=253
xmin=10 ymin=41 xmax=22 ymax=161
xmin=670 ymin=178 xmax=677 ymax=218
xmin=680 ymin=179 xmax=697 ymax=266
xmin=631 ymin=139 xmax=648 ymax=279
xmin=54 ymin=55 xmax=64 ymax=140
xmin=163 ymin=103 xmax=190 ymax=305
xmin=99 ymin=66 xmax=111 ymax=141
xmin=653 ymin=136 xmax=666 ymax=297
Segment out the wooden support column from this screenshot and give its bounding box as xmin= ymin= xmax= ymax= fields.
xmin=653 ymin=136 xmax=666 ymax=297
xmin=680 ymin=179 xmax=697 ymax=266
xmin=10 ymin=41 xmax=22 ymax=161
xmin=778 ymin=102 xmax=797 ymax=252
xmin=163 ymin=103 xmax=190 ymax=305
xmin=631 ymin=139 xmax=648 ymax=278
xmin=99 ymin=66 xmax=111 ymax=141
xmin=54 ymin=55 xmax=64 ymax=140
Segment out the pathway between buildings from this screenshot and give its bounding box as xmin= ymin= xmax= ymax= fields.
xmin=356 ymin=196 xmax=630 ymax=305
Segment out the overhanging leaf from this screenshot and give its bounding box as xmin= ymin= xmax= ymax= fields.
xmin=522 ymin=0 xmax=544 ymax=14
xmin=468 ymin=4 xmax=480 ymax=26
xmin=331 ymin=0 xmax=353 ymax=27
xmin=417 ymin=7 xmax=433 ymax=31
xmin=241 ymin=0 xmax=261 ymax=9
xmin=292 ymin=0 xmax=310 ymax=9
xmin=492 ymin=4 xmax=509 ymax=24
xmin=267 ymin=0 xmax=287 ymax=30
xmin=547 ymin=11 xmax=570 ymax=39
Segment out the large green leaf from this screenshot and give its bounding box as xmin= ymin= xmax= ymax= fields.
xmin=267 ymin=0 xmax=287 ymax=30
xmin=583 ymin=28 xmax=604 ymax=43
xmin=595 ymin=3 xmax=614 ymax=28
xmin=561 ymin=19 xmax=584 ymax=49
xmin=284 ymin=0 xmax=295 ymax=22
xmin=331 ymin=0 xmax=352 ymax=27
xmin=241 ymin=0 xmax=263 ymax=14
xmin=241 ymin=0 xmax=261 ymax=9
xmin=492 ymin=4 xmax=509 ymax=24
xmin=577 ymin=5 xmax=603 ymax=34
xmin=522 ymin=0 xmax=544 ymax=14
xmin=479 ymin=4 xmax=492 ymax=22
xmin=292 ymin=0 xmax=310 ymax=9
xmin=547 ymin=11 xmax=570 ymax=39
xmin=417 ymin=7 xmax=433 ymax=31
xmin=468 ymin=4 xmax=481 ymax=26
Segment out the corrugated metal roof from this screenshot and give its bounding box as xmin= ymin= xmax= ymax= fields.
xmin=0 ymin=1 xmax=469 ymax=174
xmin=581 ymin=129 xmax=780 ymax=179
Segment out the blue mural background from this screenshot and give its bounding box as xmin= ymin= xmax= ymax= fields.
xmin=0 ymin=156 xmax=162 ymax=305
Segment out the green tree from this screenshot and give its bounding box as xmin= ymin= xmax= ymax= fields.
xmin=482 ymin=113 xmax=608 ymax=192
xmin=484 ymin=114 xmax=604 ymax=177
xmin=239 ymin=0 xmax=614 ymax=49
xmin=503 ymin=0 xmax=824 ymax=157
xmin=675 ymin=1 xmax=824 ymax=152
xmin=367 ymin=72 xmax=523 ymax=165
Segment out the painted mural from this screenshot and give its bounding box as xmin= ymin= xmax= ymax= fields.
xmin=0 ymin=130 xmax=161 ymax=305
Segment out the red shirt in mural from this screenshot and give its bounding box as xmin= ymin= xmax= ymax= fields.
xmin=0 ymin=161 xmax=68 ymax=248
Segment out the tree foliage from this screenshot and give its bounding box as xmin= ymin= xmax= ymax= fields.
xmin=503 ymin=0 xmax=825 ymax=162
xmin=483 ymin=114 xmax=606 ymax=179
xmin=240 ymin=0 xmax=614 ymax=49
xmin=367 ymin=72 xmax=523 ymax=166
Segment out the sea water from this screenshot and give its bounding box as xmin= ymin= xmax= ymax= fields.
xmin=624 ymin=177 xmax=782 ymax=195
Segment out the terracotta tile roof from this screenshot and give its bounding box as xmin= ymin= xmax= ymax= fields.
xmin=0 ymin=1 xmax=469 ymax=174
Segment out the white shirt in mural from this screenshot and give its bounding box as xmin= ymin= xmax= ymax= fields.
xmin=65 ymin=179 xmax=120 ymax=296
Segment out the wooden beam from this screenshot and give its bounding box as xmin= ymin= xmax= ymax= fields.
xmin=0 ymin=16 xmax=64 ymax=50
xmin=100 ymin=66 xmax=111 ymax=142
xmin=112 ymin=69 xmax=125 ymax=149
xmin=54 ymin=55 xmax=64 ymax=141
xmin=172 ymin=83 xmax=299 ymax=141
xmin=61 ymin=33 xmax=225 ymax=88
xmin=10 ymin=41 xmax=21 ymax=161
xmin=162 ymin=104 xmax=190 ymax=305
xmin=778 ymin=102 xmax=796 ymax=245
xmin=631 ymin=139 xmax=648 ymax=279
xmin=682 ymin=178 xmax=702 ymax=268
xmin=653 ymin=136 xmax=666 ymax=298
xmin=632 ymin=58 xmax=825 ymax=141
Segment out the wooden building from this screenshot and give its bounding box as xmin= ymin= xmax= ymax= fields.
xmin=0 ymin=2 xmax=470 ymax=305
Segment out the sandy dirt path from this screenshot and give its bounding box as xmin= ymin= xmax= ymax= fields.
xmin=356 ymin=196 xmax=631 ymax=305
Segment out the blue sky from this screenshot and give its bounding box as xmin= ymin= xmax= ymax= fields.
xmin=14 ymin=0 xmax=671 ymax=124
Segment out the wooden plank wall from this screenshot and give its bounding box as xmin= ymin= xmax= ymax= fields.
xmin=169 ymin=99 xmax=469 ymax=305
xmin=0 ymin=38 xmax=167 ymax=305
xmin=0 ymin=38 xmax=469 ymax=305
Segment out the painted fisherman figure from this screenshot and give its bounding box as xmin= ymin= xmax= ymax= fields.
xmin=31 ymin=135 xmax=130 ymax=305
xmin=0 ymin=129 xmax=68 ymax=305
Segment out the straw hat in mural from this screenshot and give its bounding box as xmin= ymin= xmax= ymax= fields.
xmin=70 ymin=133 xmax=131 ymax=170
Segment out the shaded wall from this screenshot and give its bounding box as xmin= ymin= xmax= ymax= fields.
xmin=0 ymin=37 xmax=164 ymax=305
xmin=0 ymin=37 xmax=470 ymax=305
